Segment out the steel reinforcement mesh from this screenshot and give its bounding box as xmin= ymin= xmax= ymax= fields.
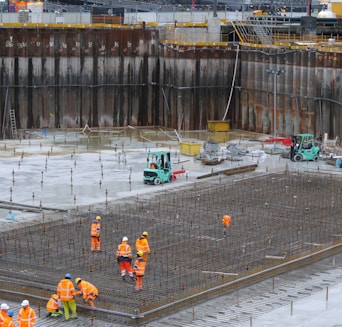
xmin=0 ymin=171 xmax=342 ymax=318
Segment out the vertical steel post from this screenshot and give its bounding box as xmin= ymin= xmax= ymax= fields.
xmin=273 ymin=73 xmax=277 ymax=137
xmin=266 ymin=69 xmax=285 ymax=138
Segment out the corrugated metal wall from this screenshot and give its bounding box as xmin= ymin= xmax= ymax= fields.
xmin=0 ymin=26 xmax=341 ymax=138
xmin=239 ymin=47 xmax=342 ymax=138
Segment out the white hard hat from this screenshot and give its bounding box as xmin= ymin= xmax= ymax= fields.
xmin=122 ymin=236 xmax=128 ymax=242
xmin=1 ymin=303 xmax=9 ymax=310
xmin=21 ymin=300 xmax=29 ymax=307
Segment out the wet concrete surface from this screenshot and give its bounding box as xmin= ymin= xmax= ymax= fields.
xmin=1 ymin=128 xmax=339 ymax=226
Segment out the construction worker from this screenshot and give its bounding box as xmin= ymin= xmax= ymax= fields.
xmin=75 ymin=278 xmax=98 ymax=308
xmin=222 ymin=215 xmax=231 ymax=228
xmin=18 ymin=300 xmax=37 ymax=327
xmin=133 ymin=251 xmax=146 ymax=292
xmin=6 ymin=310 xmax=15 ymax=327
xmin=222 ymin=215 xmax=231 ymax=237
xmin=0 ymin=303 xmax=10 ymax=326
xmin=46 ymin=294 xmax=63 ymax=317
xmin=116 ymin=236 xmax=135 ymax=282
xmin=135 ymin=231 xmax=151 ymax=262
xmin=91 ymin=215 xmax=101 ymax=252
xmin=57 ymin=273 xmax=77 ymax=321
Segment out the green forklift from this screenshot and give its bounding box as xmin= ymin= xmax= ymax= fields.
xmin=290 ymin=134 xmax=320 ymax=162
xmin=143 ymin=151 xmax=173 ymax=185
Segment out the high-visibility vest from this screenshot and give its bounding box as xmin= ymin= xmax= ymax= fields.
xmin=5 ymin=316 xmax=15 ymax=327
xmin=133 ymin=257 xmax=146 ymax=276
xmin=0 ymin=311 xmax=7 ymax=325
xmin=91 ymin=221 xmax=100 ymax=237
xmin=57 ymin=279 xmax=76 ymax=301
xmin=46 ymin=295 xmax=59 ymax=313
xmin=78 ymin=281 xmax=98 ymax=299
xmin=222 ymin=215 xmax=231 ymax=228
xmin=116 ymin=242 xmax=132 ymax=258
xmin=18 ymin=307 xmax=37 ymax=327
xmin=135 ymin=236 xmax=150 ymax=255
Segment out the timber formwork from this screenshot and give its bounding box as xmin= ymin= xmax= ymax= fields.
xmin=0 ymin=170 xmax=342 ymax=324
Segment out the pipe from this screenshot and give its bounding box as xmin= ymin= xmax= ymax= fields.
xmin=265 ymin=255 xmax=286 ymax=260
xmin=222 ymin=45 xmax=239 ymax=121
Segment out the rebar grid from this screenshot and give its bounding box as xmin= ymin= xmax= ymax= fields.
xmin=0 ymin=171 xmax=342 ymax=317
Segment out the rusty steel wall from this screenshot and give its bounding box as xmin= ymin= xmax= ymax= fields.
xmin=0 ymin=27 xmax=158 ymax=132
xmin=239 ymin=46 xmax=342 ymax=138
xmin=158 ymin=43 xmax=237 ymax=130
xmin=0 ymin=26 xmax=342 ymax=137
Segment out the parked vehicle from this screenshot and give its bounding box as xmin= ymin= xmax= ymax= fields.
xmin=290 ymin=134 xmax=320 ymax=162
xmin=143 ymin=151 xmax=173 ymax=185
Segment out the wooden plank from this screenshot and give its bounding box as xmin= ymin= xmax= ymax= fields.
xmin=196 ymin=164 xmax=258 ymax=179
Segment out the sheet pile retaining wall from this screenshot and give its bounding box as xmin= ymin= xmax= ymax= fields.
xmin=0 ymin=25 xmax=341 ymax=138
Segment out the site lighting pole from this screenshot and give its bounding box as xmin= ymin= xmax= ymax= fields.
xmin=266 ymin=69 xmax=285 ymax=138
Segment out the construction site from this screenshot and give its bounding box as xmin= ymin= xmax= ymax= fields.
xmin=0 ymin=1 xmax=342 ymax=137
xmin=0 ymin=128 xmax=342 ymax=326
xmin=0 ymin=0 xmax=342 ymax=324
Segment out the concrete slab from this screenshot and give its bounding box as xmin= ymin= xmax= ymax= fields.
xmin=1 ymin=129 xmax=342 ymax=326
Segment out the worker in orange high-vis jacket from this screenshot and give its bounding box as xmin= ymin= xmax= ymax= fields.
xmin=75 ymin=278 xmax=98 ymax=308
xmin=133 ymin=251 xmax=146 ymax=292
xmin=18 ymin=300 xmax=37 ymax=327
xmin=46 ymin=294 xmax=63 ymax=317
xmin=116 ymin=236 xmax=135 ymax=282
xmin=57 ymin=273 xmax=77 ymax=321
xmin=0 ymin=303 xmax=10 ymax=326
xmin=6 ymin=310 xmax=15 ymax=327
xmin=135 ymin=231 xmax=151 ymax=262
xmin=91 ymin=216 xmax=101 ymax=252
xmin=222 ymin=215 xmax=231 ymax=237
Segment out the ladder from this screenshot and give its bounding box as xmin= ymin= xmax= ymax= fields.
xmin=231 ymin=17 xmax=274 ymax=46
xmin=9 ymin=108 xmax=17 ymax=139
xmin=251 ymin=19 xmax=273 ymax=46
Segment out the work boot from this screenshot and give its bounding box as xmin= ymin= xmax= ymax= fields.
xmin=122 ymin=276 xmax=126 ymax=282
xmin=130 ymin=276 xmax=135 ymax=282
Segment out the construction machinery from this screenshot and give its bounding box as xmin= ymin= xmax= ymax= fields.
xmin=143 ymin=151 xmax=173 ymax=185
xmin=290 ymin=134 xmax=320 ymax=162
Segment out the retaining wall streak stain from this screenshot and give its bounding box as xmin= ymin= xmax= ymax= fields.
xmin=0 ymin=28 xmax=341 ymax=138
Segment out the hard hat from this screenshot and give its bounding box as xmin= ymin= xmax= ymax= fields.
xmin=137 ymin=251 xmax=144 ymax=257
xmin=65 ymin=273 xmax=72 ymax=279
xmin=122 ymin=236 xmax=128 ymax=242
xmin=8 ymin=310 xmax=14 ymax=317
xmin=52 ymin=294 xmax=59 ymax=300
xmin=142 ymin=231 xmax=148 ymax=237
xmin=1 ymin=303 xmax=9 ymax=310
xmin=96 ymin=216 xmax=101 ymax=221
xmin=21 ymin=300 xmax=29 ymax=307
xmin=75 ymin=277 xmax=82 ymax=284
